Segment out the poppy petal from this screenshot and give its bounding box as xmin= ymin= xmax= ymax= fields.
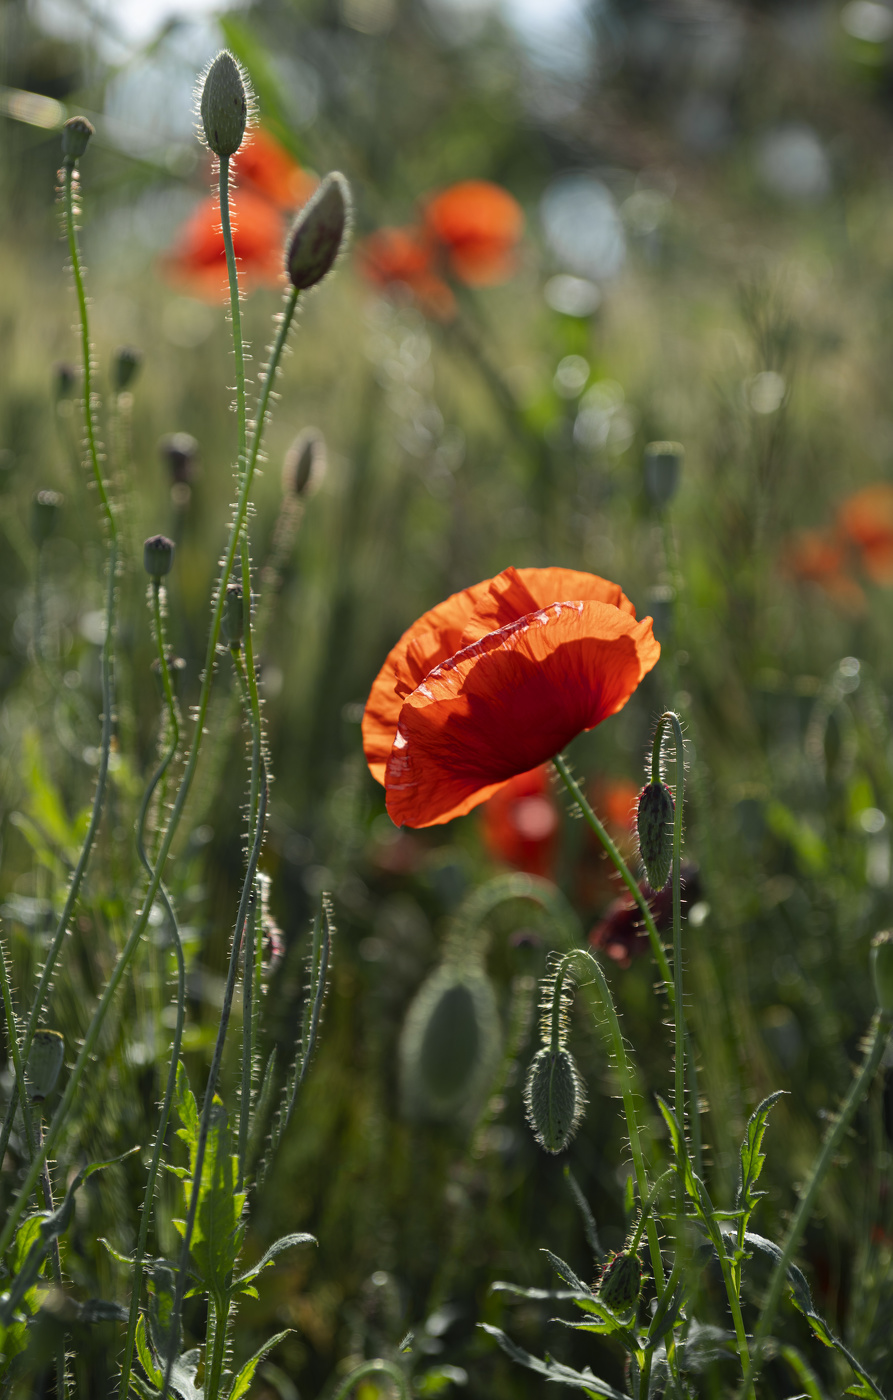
xmin=385 ymin=600 xmax=659 ymax=828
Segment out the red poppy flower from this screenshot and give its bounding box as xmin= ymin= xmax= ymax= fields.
xmin=356 ymin=225 xmax=456 ymax=320
xmin=232 ymin=128 xmax=317 ymax=209
xmin=838 ymin=484 xmax=893 ymax=585
xmin=424 ymin=180 xmax=524 ymax=286
xmin=589 ymin=863 xmax=701 ymax=969
xmin=362 ymin=566 xmax=658 ymax=829
xmin=161 ymin=190 xmax=285 ymax=301
xmin=783 ymin=529 xmax=865 ymax=611
xmin=480 ymin=764 xmax=558 ymax=878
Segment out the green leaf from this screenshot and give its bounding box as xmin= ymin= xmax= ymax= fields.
xmin=490 ymin=1281 xmax=587 ymax=1302
xmin=234 ymin=1233 xmax=316 ymax=1288
xmin=174 ymin=1060 xmax=199 ymax=1167
xmin=478 ymin=1324 xmax=627 ymax=1399
xmin=136 ymin=1313 xmax=163 ymax=1387
xmin=737 ymin=1091 xmax=785 ymax=1228
xmin=147 ymin=1263 xmax=180 ymax=1370
xmin=655 ymin=1097 xmax=699 ymax=1203
xmin=541 ymin=1248 xmax=586 ymax=1293
xmin=778 ymin=1345 xmax=827 ymax=1400
xmin=415 ymin=1365 xmax=468 ymax=1394
xmin=564 ymin=1167 xmax=604 ymax=1263
xmin=185 ymin=1098 xmax=246 ymax=1293
xmin=227 ymin=1328 xmax=294 ymax=1400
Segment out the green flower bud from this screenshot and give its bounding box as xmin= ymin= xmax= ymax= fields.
xmin=597 ymin=1250 xmax=642 ymax=1313
xmin=637 ymin=781 xmax=675 ymax=892
xmin=399 ymin=965 xmax=500 ymax=1121
xmin=872 ymin=931 xmax=893 ymax=1015
xmin=25 ymin=1029 xmax=65 ymax=1103
xmin=283 ymin=428 xmax=326 ymax=498
xmin=286 ymin=172 xmax=351 ymax=292
xmin=112 ymin=345 xmax=142 ymax=392
xmin=31 ymin=490 xmax=63 ymax=548
xmin=524 ymin=1045 xmax=586 ymax=1154
xmin=199 ymin=51 xmax=249 ymax=158
xmin=61 ymin=115 xmax=94 ymax=162
xmin=644 ymin=441 xmax=683 ymax=510
xmin=221 ymin=582 xmax=245 ymax=648
xmin=144 ymin=534 xmax=175 ymax=580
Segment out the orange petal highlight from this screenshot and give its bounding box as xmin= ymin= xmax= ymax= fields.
xmin=161 ymin=191 xmax=285 ymax=302
xmin=356 ymin=225 xmax=456 ymax=320
xmin=232 ymin=128 xmax=317 ymax=209
xmin=480 ymin=765 xmax=558 ymax=878
xmin=384 ymin=600 xmax=659 ymax=828
xmin=838 ymin=484 xmax=893 ymax=585
xmin=424 ymin=180 xmax=524 ymax=286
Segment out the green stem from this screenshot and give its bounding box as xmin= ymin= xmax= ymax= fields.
xmin=119 ymin=581 xmax=186 ymax=1400
xmin=204 ymin=1293 xmax=231 ymax=1400
xmin=330 ymin=1360 xmax=411 ymax=1400
xmin=219 ymin=155 xmax=248 ymax=483
xmin=552 ymin=755 xmax=675 ymax=1008
xmin=741 ymin=1010 xmax=893 ymax=1398
xmin=231 ymin=646 xmax=259 ymax=1188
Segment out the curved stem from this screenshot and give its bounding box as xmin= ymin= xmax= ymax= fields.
xmin=740 ymin=1010 xmax=893 ymax=1398
xmin=552 ymin=755 xmax=675 ymax=1008
xmin=330 ymin=1360 xmax=411 ymax=1400
xmin=119 ymin=581 xmax=186 ymax=1400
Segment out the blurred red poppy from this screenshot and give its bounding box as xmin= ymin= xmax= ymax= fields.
xmin=232 ymin=128 xmax=317 ymax=209
xmin=589 ymin=863 xmax=702 ymax=968
xmin=424 ymin=180 xmax=524 ymax=286
xmin=356 ymin=225 xmax=455 ymax=320
xmin=161 ymin=190 xmax=285 ymax=301
xmin=784 ymin=529 xmax=865 ymax=611
xmin=363 ymin=566 xmax=658 ymax=828
xmin=838 ymin=484 xmax=893 ymax=585
xmin=481 ymin=765 xmax=558 ymax=878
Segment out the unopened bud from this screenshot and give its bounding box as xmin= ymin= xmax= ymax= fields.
xmin=144 ymin=535 xmax=175 ymax=580
xmin=31 ymin=490 xmax=63 ymax=547
xmin=644 ymin=441 xmax=683 ymax=510
xmin=637 ymin=781 xmax=675 ymax=892
xmin=872 ymin=931 xmax=893 ymax=1015
xmin=61 ymin=116 xmax=94 ymax=162
xmin=221 ymin=582 xmax=245 ymax=648
xmin=25 ymin=1029 xmax=65 ymax=1103
xmin=597 ymin=1250 xmax=642 ymax=1313
xmin=282 ymin=428 xmax=326 ymax=498
xmin=159 ymin=433 xmax=199 ymax=486
xmin=524 ymin=1045 xmax=586 ymax=1154
xmin=113 ymin=346 xmax=142 ymax=393
xmin=54 ymin=362 xmax=77 ymax=402
xmin=200 ymin=51 xmax=249 ymax=158
xmin=286 ymin=172 xmax=351 ymax=292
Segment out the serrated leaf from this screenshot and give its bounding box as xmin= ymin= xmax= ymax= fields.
xmin=655 ymin=1097 xmax=699 ymax=1203
xmin=551 ymin=1312 xmax=638 ymax=1349
xmin=234 ymin=1233 xmax=316 ymax=1287
xmin=99 ymin=1238 xmax=136 ymax=1267
xmin=227 ymin=1328 xmax=294 ymax=1400
xmin=737 ymin=1092 xmax=785 ymax=1227
xmin=478 ymin=1323 xmax=628 ymax=1399
xmin=174 ymin=1061 xmax=199 ymax=1165
xmin=490 ymin=1281 xmax=586 ymax=1302
xmin=181 ymin=1098 xmax=245 ymax=1293
xmin=541 ymin=1249 xmax=586 ymax=1293
xmin=148 ymin=1262 xmax=180 ymax=1368
xmin=136 ymin=1313 xmax=162 ymax=1387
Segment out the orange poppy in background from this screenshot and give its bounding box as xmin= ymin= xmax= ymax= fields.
xmin=161 ymin=190 xmax=285 ymax=301
xmin=424 ymin=180 xmax=524 ymax=286
xmin=784 ymin=529 xmax=865 ymax=611
xmin=838 ymin=483 xmax=893 ymax=585
xmin=356 ymin=226 xmax=456 ymax=320
xmin=231 ymin=128 xmax=317 ymax=209
xmin=480 ymin=765 xmax=559 ymax=878
xmin=362 ymin=565 xmax=658 ymax=828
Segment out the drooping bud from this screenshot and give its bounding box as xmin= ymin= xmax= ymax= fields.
xmin=53 ymin=361 xmax=77 ymax=402
xmin=637 ymin=781 xmax=675 ymax=892
xmin=399 ymin=964 xmax=500 ymax=1121
xmin=25 ymin=1029 xmax=65 ymax=1103
xmin=286 ymin=173 xmax=351 ymax=292
xmin=282 ymin=428 xmax=326 ymax=498
xmin=61 ymin=115 xmax=94 ymax=162
xmin=643 ymin=441 xmax=683 ymax=510
xmin=159 ymin=432 xmax=199 ymax=487
xmin=872 ymin=931 xmax=893 ymax=1015
xmin=31 ymin=490 xmax=63 ymax=548
xmin=112 ymin=345 xmax=142 ymax=393
xmin=144 ymin=535 xmax=175 ymax=580
xmin=221 ymin=582 xmax=245 ymax=648
xmin=524 ymin=1045 xmax=586 ymax=1154
xmin=199 ymin=51 xmax=249 ymax=158
xmin=597 ymin=1250 xmax=642 ymax=1313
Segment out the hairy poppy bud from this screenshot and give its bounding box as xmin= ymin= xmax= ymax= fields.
xmin=61 ymin=115 xmax=94 ymax=162
xmin=159 ymin=432 xmax=199 ymax=487
xmin=597 ymin=1250 xmax=642 ymax=1312
xmin=113 ymin=345 xmax=142 ymax=392
xmin=282 ymin=428 xmax=326 ymax=498
xmin=25 ymin=1029 xmax=65 ymax=1103
xmin=221 ymin=582 xmax=245 ymax=648
xmin=200 ymin=51 xmax=249 ymax=158
xmin=31 ymin=490 xmax=63 ymax=548
xmin=54 ymin=361 xmax=77 ymax=402
xmin=872 ymin=931 xmax=893 ymax=1015
xmin=524 ymin=1045 xmax=586 ymax=1154
xmin=286 ymin=172 xmax=351 ymax=292
xmin=637 ymin=781 xmax=675 ymax=892
xmin=144 ymin=535 xmax=175 ymax=580
xmin=644 ymin=441 xmax=683 ymax=510
xmin=400 ymin=965 xmax=500 ymax=1121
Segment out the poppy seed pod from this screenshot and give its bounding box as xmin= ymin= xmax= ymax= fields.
xmin=113 ymin=345 xmax=142 ymax=393
xmin=597 ymin=1250 xmax=642 ymax=1312
xmin=31 ymin=490 xmax=63 ymax=548
xmin=872 ymin=931 xmax=893 ymax=1015
xmin=24 ymin=1029 xmax=65 ymax=1103
xmin=200 ymin=51 xmax=249 ymax=158
xmin=286 ymin=172 xmax=351 ymax=292
xmin=644 ymin=441 xmax=683 ymax=510
xmin=399 ymin=964 xmax=500 ymax=1121
xmin=61 ymin=115 xmax=94 ymax=162
xmin=221 ymin=582 xmax=245 ymax=648
xmin=144 ymin=535 xmax=175 ymax=580
xmin=637 ymin=781 xmax=675 ymax=892
xmin=282 ymin=428 xmax=326 ymax=498
xmin=524 ymin=1045 xmax=586 ymax=1154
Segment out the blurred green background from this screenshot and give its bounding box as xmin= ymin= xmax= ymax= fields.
xmin=6 ymin=0 xmax=893 ymax=1394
